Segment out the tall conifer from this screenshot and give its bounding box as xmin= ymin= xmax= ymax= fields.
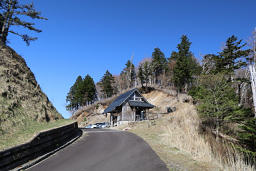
xmin=173 ymin=35 xmax=193 ymax=92
xmin=151 ymin=48 xmax=167 ymax=84
xmin=100 ymin=70 xmax=116 ymax=98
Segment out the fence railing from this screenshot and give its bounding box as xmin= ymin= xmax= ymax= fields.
xmin=0 ymin=122 xmax=79 ymax=170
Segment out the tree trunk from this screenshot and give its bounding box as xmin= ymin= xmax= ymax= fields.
xmin=213 ymin=92 xmax=220 ymax=142
xmin=184 ymin=83 xmax=188 ymax=93
xmin=238 ymin=83 xmax=241 ymax=105
xmin=1 ymin=0 xmax=13 ymax=43
xmin=216 ymin=119 xmax=219 ymax=142
xmin=176 ymin=89 xmax=179 ymax=102
xmin=249 ymin=65 xmax=256 ymax=118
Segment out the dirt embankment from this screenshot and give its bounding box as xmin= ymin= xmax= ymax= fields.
xmin=71 ymin=97 xmax=114 ymax=127
xmin=73 ymin=88 xmax=191 ymax=127
xmin=0 ymin=44 xmax=62 ymax=134
xmin=143 ymin=89 xmax=192 ymax=113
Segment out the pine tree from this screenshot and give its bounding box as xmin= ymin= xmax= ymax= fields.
xmin=83 ymin=74 xmax=96 ymax=105
xmin=173 ymin=35 xmax=193 ymax=92
xmin=66 ymin=85 xmax=76 ymax=111
xmin=100 ymin=70 xmax=116 ymax=98
xmin=66 ymin=75 xmax=97 ymax=111
xmin=169 ymin=51 xmax=179 ymax=61
xmin=151 ymin=48 xmax=167 ymax=84
xmin=118 ymin=60 xmax=136 ymax=89
xmin=138 ymin=64 xmax=144 ymax=87
xmin=0 ymin=0 xmax=47 ymax=45
xmin=66 ymin=76 xmax=83 ymax=111
xmin=75 ymin=76 xmax=85 ymax=107
xmin=124 ymin=60 xmax=136 ymax=88
xmin=191 ymin=73 xmax=243 ymax=140
xmin=227 ymin=106 xmax=256 ymax=161
xmin=143 ymin=61 xmax=151 ymax=87
xmin=119 ymin=70 xmax=128 ymax=90
xmin=238 ymin=117 xmax=256 ymax=161
xmin=214 ymin=35 xmax=250 ymax=75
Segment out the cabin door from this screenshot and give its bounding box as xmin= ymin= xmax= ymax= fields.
xmin=135 ymin=109 xmax=145 ymax=121
xmin=111 ymin=114 xmax=118 ymax=126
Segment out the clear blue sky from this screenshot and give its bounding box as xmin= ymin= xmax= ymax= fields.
xmin=7 ymin=0 xmax=256 ymax=118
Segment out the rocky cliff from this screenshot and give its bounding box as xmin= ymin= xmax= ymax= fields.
xmin=0 ymin=44 xmax=62 ymax=134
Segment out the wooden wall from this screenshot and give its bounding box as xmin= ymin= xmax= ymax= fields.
xmin=121 ymin=102 xmax=134 ymax=121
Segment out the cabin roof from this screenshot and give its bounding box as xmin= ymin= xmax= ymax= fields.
xmin=128 ymin=100 xmax=154 ymax=108
xmin=103 ymin=88 xmax=154 ymax=113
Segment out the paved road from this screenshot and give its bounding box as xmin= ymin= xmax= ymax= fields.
xmin=28 ymin=129 xmax=168 ymax=171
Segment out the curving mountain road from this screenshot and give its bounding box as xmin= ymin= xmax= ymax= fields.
xmin=28 ymin=129 xmax=168 ymax=171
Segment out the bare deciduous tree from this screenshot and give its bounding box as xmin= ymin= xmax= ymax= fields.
xmin=248 ymin=28 xmax=256 ymax=118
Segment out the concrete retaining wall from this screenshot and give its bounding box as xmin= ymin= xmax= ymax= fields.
xmin=0 ymin=122 xmax=79 ymax=170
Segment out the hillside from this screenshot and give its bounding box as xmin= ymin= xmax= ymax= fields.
xmin=73 ymin=88 xmax=255 ymax=170
xmin=0 ymin=44 xmax=63 ymax=136
xmin=121 ymin=90 xmax=254 ymax=170
xmin=72 ymin=87 xmax=190 ymax=127
xmin=71 ymin=95 xmax=116 ymax=126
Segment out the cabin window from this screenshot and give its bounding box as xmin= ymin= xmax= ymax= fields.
xmin=135 ymin=97 xmax=142 ymax=101
xmin=133 ymin=94 xmax=143 ymax=101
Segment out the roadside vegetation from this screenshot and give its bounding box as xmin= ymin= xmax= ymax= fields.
xmin=0 ymin=118 xmax=73 ymax=150
xmin=70 ymin=31 xmax=256 ymax=169
xmin=121 ymin=92 xmax=255 ymax=171
xmin=188 ymin=35 xmax=256 ymax=167
xmin=1 ymin=1 xmax=254 ymax=168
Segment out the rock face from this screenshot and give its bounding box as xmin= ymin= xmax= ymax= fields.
xmin=0 ymin=44 xmax=62 ymax=134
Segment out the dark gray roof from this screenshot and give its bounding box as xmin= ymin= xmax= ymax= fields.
xmin=103 ymin=88 xmax=154 ymax=113
xmin=103 ymin=89 xmax=137 ymax=113
xmin=128 ymin=100 xmax=154 ymax=108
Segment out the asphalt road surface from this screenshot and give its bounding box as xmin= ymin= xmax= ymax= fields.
xmin=28 ymin=129 xmax=168 ymax=171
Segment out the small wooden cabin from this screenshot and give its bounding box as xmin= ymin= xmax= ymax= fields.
xmin=103 ymin=88 xmax=154 ymax=126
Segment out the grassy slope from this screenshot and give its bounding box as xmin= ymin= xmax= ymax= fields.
xmin=115 ymin=90 xmax=255 ymax=171
xmin=128 ymin=120 xmax=218 ymax=171
xmin=0 ymin=45 xmax=67 ymax=151
xmin=0 ymin=119 xmax=73 ymax=151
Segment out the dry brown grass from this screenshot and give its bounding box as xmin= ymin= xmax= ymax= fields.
xmin=74 ymin=87 xmax=255 ymax=170
xmin=161 ymin=103 xmax=255 ymax=170
xmin=126 ymin=102 xmax=255 ymax=170
xmin=161 ymin=103 xmax=215 ymax=163
xmin=126 ymin=119 xmax=217 ymax=170
xmin=118 ymin=88 xmax=255 ymax=171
